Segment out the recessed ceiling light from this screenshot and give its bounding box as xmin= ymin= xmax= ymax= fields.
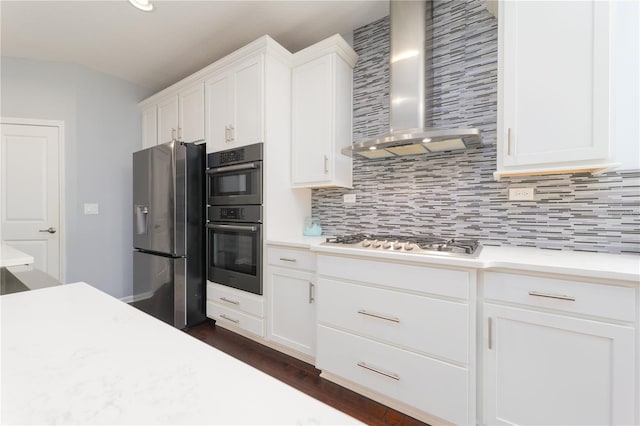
xmin=129 ymin=0 xmax=153 ymax=12
xmin=369 ymin=146 xmax=377 ymax=151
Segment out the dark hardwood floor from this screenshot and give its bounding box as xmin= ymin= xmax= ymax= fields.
xmin=185 ymin=320 xmax=429 ymax=426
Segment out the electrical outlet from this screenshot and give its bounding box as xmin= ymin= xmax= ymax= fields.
xmin=508 ymin=187 xmax=535 ymax=201
xmin=343 ymin=194 xmax=356 ymax=204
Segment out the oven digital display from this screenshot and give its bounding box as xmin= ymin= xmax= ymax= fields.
xmin=219 ymin=208 xmax=244 ymax=220
xmin=220 ymin=150 xmax=245 ymax=164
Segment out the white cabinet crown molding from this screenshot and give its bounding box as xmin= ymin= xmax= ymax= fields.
xmin=138 ymin=35 xmax=291 ymax=109
xmin=292 ymin=34 xmax=358 ymax=68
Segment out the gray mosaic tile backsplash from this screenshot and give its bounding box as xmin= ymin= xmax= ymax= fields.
xmin=312 ymin=0 xmax=640 ymax=255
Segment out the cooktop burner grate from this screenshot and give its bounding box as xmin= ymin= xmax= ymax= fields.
xmin=323 ymin=234 xmax=481 ymax=257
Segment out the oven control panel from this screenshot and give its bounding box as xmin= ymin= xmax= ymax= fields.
xmin=208 ymin=205 xmax=262 ymax=223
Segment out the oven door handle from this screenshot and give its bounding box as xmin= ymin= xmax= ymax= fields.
xmin=207 ymin=162 xmax=259 ymax=174
xmin=207 ymin=223 xmax=258 ymax=232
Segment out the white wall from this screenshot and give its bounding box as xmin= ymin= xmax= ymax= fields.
xmin=1 ymin=57 xmax=152 ymax=298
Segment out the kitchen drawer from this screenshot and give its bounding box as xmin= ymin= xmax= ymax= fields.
xmin=206 ymin=301 xmax=264 ymax=337
xmin=483 ymin=272 xmax=636 ymax=322
xmin=267 ymin=246 xmax=316 ymax=271
xmin=207 ymin=282 xmax=264 ymax=318
xmin=318 ymin=278 xmax=469 ymax=363
xmin=317 ymin=255 xmax=470 ymax=299
xmin=317 ymin=325 xmax=468 ymax=425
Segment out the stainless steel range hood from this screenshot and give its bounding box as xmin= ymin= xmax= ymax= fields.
xmin=342 ymin=0 xmax=482 ymax=159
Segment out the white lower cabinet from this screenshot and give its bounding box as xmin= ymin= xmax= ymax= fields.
xmin=316 ymin=254 xmax=475 ymax=425
xmin=266 ymin=245 xmax=317 ymax=360
xmin=206 ymin=282 xmax=264 ymax=337
xmin=482 ymin=272 xmax=637 ymax=426
xmin=318 ymin=325 xmax=468 ymax=425
xmin=268 ymin=267 xmax=315 ymax=357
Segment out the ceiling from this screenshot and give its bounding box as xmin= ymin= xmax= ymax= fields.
xmin=1 ymin=0 xmax=389 ymax=93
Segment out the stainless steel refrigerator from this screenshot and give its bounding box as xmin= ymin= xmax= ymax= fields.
xmin=132 ymin=140 xmax=205 ymax=329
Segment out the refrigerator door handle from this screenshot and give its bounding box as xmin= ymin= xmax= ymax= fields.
xmin=135 ymin=205 xmax=149 ymax=235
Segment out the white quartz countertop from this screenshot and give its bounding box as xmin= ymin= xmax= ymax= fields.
xmin=1 ymin=283 xmax=360 ymax=425
xmin=267 ymin=236 xmax=640 ymax=285
xmin=0 ymin=244 xmax=34 ymax=267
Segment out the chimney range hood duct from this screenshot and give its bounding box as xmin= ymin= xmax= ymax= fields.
xmin=343 ymin=0 xmax=482 ymax=159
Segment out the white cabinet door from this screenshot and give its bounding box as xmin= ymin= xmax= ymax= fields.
xmin=292 ymin=55 xmax=333 ymax=185
xmin=206 ymin=55 xmax=264 ymax=154
xmin=497 ymin=1 xmax=612 ymax=176
xmin=268 ymin=267 xmax=316 ymax=357
xmin=291 ymin=44 xmax=354 ymax=189
xmin=483 ymin=303 xmax=635 ymax=425
xmin=206 ymin=74 xmax=232 ymax=153
xmin=141 ymin=105 xmax=157 ymax=149
xmin=157 ymin=95 xmax=179 ymax=144
xmin=178 ymin=83 xmax=205 ymax=143
xmin=233 ymin=55 xmax=264 ymax=147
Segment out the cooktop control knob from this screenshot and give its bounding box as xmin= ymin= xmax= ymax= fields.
xmin=405 ymin=243 xmax=415 ymax=251
xmin=382 ymin=241 xmax=392 ymax=249
xmin=393 ymin=242 xmax=404 ymax=250
xmin=362 ymin=239 xmax=371 ymax=247
xmin=372 ymin=240 xmax=382 ymax=248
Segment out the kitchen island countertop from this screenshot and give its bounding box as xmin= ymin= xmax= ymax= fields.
xmin=0 ymin=244 xmax=34 ymax=267
xmin=1 ymin=282 xmax=359 ymax=425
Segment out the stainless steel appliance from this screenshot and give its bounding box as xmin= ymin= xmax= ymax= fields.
xmin=206 ymin=143 xmax=263 ymax=206
xmin=132 ymin=141 xmax=206 ymax=329
xmin=341 ymin=1 xmax=482 ymax=158
xmin=207 ymin=205 xmax=262 ymax=294
xmin=323 ymin=234 xmax=482 ymax=257
xmin=207 ymin=143 xmax=264 ymax=295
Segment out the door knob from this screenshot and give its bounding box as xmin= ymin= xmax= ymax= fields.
xmin=39 ymin=227 xmax=57 ymax=234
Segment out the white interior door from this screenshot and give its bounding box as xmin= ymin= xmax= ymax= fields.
xmin=1 ymin=121 xmax=62 ymax=281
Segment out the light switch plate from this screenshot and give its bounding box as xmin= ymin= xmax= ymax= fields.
xmin=84 ymin=203 xmax=99 ymax=215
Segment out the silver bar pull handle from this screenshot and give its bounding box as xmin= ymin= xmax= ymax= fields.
xmin=220 ymin=297 xmax=239 ymax=305
xmin=507 ymin=127 xmax=512 ymax=155
xmin=39 ymin=227 xmax=57 ymax=234
xmin=488 ymin=317 xmax=493 ymax=350
xmin=220 ymin=314 xmax=239 ymax=324
xmin=206 ymin=223 xmax=257 ymax=232
xmin=229 ymin=125 xmax=235 ymax=141
xmin=208 ymin=162 xmax=259 ymax=174
xmin=324 ymin=155 xmax=329 ymax=173
xmin=177 ymin=127 xmax=182 ymax=141
xmin=171 ymin=128 xmax=176 ymax=141
xmin=528 ymin=291 xmax=576 ymax=302
xmin=308 ymin=282 xmax=315 ymax=304
xmin=224 ymin=125 xmax=229 ymax=143
xmin=357 ymin=309 xmax=400 ymax=323
xmin=357 ymin=362 xmax=399 ymax=381
xmin=279 ymin=257 xmax=297 ymax=263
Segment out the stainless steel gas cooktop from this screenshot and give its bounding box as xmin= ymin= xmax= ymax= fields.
xmin=323 ymin=234 xmax=482 ymax=257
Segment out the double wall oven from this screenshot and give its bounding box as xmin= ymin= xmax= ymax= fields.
xmin=206 ymin=143 xmax=263 ymax=295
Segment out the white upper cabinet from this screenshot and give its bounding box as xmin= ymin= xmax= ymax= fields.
xmin=178 ymin=83 xmax=205 ymax=143
xmin=157 ymin=95 xmax=179 ymax=144
xmin=206 ymin=55 xmax=264 ymax=153
xmin=141 ymin=105 xmax=157 ymax=150
xmin=150 ymin=83 xmax=205 ymax=146
xmin=495 ymin=1 xmax=616 ymax=178
xmin=291 ymin=35 xmax=357 ymax=188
